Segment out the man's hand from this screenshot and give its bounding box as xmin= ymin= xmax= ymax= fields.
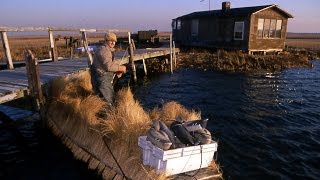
xmin=119 ymin=65 xmax=126 ymax=73
xmin=116 ymin=65 xmax=126 ymax=78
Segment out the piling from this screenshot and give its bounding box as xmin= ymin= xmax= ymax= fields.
xmin=128 ymin=32 xmax=137 ymax=82
xmin=170 ymin=34 xmax=173 ymax=74
xmin=48 ymin=30 xmax=58 ymax=62
xmin=0 ymin=31 xmax=14 ymax=69
xmin=81 ymin=31 xmax=93 ymax=65
xmin=24 ymin=49 xmax=44 ymax=111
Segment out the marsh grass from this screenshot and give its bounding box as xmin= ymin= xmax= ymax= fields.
xmin=46 ymin=70 xmax=221 ymax=179
xmin=178 ymin=50 xmax=313 ymax=72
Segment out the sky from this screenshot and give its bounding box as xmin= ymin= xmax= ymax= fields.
xmin=1 ymin=0 xmax=320 ymax=33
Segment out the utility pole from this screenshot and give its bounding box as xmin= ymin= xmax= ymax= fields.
xmin=200 ymin=0 xmax=212 ymax=11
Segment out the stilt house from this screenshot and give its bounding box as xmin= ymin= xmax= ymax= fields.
xmin=172 ymin=2 xmax=293 ymax=53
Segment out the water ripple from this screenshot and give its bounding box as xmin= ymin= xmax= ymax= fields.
xmin=135 ymin=61 xmax=320 ymax=180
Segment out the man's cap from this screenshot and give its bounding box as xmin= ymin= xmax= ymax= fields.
xmin=105 ymin=33 xmax=117 ymax=42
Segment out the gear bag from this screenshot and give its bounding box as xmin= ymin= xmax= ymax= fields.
xmin=170 ymin=121 xmax=200 ymax=146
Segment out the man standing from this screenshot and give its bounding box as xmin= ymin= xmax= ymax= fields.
xmin=91 ymin=33 xmax=126 ymax=105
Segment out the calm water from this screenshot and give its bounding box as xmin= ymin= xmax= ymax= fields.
xmin=1 ymin=61 xmax=320 ymax=180
xmin=134 ymin=60 xmax=320 ymax=180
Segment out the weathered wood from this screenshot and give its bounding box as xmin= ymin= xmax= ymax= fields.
xmin=70 ymin=46 xmax=74 ymax=59
xmin=25 ymin=49 xmax=44 ymax=111
xmin=96 ymin=29 xmax=129 ymax=33
xmin=131 ymin=38 xmax=136 ymax=50
xmin=48 ymin=30 xmax=58 ymax=62
xmin=0 ymin=26 xmax=129 ymax=34
xmin=128 ymin=32 xmax=137 ymax=82
xmin=171 ymin=167 xmax=222 ymax=180
xmin=0 ymin=26 xmax=47 ymax=32
xmin=0 ymin=48 xmax=179 ymax=104
xmin=81 ymin=31 xmax=93 ymax=65
xmin=0 ymin=31 xmax=14 ymax=69
xmin=173 ymin=41 xmax=177 ymax=68
xmin=0 ymin=105 xmax=34 ymax=121
xmin=142 ymin=58 xmax=147 ymax=76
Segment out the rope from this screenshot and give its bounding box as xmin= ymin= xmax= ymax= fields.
xmin=180 ymin=124 xmax=203 ymax=179
xmin=120 ymin=46 xmax=130 ymax=64
xmin=101 ymin=135 xmax=132 ymax=180
xmin=181 ymin=145 xmax=203 ymax=179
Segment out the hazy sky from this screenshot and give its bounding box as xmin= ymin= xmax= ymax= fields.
xmin=1 ymin=0 xmax=319 ymax=33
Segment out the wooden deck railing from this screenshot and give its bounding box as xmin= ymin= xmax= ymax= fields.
xmin=0 ymin=26 xmax=129 ymax=69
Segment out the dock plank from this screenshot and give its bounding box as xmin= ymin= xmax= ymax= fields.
xmin=0 ymin=105 xmax=33 ymax=121
xmin=0 ymin=48 xmax=179 ymax=103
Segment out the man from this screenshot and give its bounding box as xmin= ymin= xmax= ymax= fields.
xmin=91 ymin=33 xmax=126 ymax=104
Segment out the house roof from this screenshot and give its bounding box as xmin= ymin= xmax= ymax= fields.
xmin=176 ymin=4 xmax=293 ymax=19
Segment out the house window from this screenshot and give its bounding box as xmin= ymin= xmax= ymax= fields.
xmin=172 ymin=20 xmax=177 ymax=30
xmin=191 ymin=19 xmax=199 ymax=36
xmin=263 ymin=19 xmax=271 ymax=38
xmin=234 ymin=21 xmax=244 ymax=40
xmin=257 ymin=18 xmax=282 ymax=38
xmin=270 ymin=19 xmax=276 ymax=37
xmin=177 ymin=19 xmax=181 ymax=30
xmin=276 ymin=20 xmax=282 ymax=38
xmin=257 ymin=19 xmax=264 ymax=38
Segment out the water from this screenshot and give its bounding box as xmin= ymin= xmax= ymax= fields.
xmin=134 ymin=61 xmax=320 ymax=180
xmin=1 ymin=61 xmax=320 ymax=180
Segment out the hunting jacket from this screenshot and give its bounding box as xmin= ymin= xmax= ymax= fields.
xmin=92 ymin=44 xmax=121 ymax=76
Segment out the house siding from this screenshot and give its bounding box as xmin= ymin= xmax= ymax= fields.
xmin=173 ymin=5 xmax=291 ymax=52
xmin=249 ymin=7 xmax=288 ymax=51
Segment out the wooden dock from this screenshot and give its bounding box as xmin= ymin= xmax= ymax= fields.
xmin=0 ymin=48 xmax=178 ymax=104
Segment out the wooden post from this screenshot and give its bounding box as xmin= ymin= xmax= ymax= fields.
xmin=0 ymin=31 xmax=14 ymax=69
xmin=170 ymin=34 xmax=173 ymax=74
xmin=81 ymin=31 xmax=93 ymax=65
xmin=128 ymin=32 xmax=137 ymax=82
xmin=131 ymin=38 xmax=136 ymax=50
xmin=25 ymin=49 xmax=44 ymax=111
xmin=65 ymin=37 xmax=68 ymax=48
xmin=142 ymin=58 xmax=147 ymax=76
xmin=173 ymin=41 xmax=177 ymax=68
xmin=70 ymin=46 xmax=73 ymax=59
xmin=48 ymin=30 xmax=58 ymax=62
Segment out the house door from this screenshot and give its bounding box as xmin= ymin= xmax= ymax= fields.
xmin=191 ymin=19 xmax=199 ymax=42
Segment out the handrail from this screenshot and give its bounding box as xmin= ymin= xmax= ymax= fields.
xmin=0 ymin=26 xmax=129 ymax=33
xmin=0 ymin=26 xmax=130 ymax=69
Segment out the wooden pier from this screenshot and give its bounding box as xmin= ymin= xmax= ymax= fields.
xmin=0 ymin=47 xmax=178 ymax=104
xmin=0 ymin=26 xmax=179 ymax=104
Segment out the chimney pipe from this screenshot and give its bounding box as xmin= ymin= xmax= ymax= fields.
xmin=222 ymin=1 xmax=231 ymax=12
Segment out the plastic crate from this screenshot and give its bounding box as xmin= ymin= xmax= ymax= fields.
xmin=138 ymin=136 xmax=218 ymax=176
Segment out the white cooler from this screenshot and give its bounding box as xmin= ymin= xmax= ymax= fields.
xmin=138 ymin=136 xmax=218 ymax=176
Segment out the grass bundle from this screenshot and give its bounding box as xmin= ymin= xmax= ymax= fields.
xmin=45 ymin=70 xmax=221 ymax=179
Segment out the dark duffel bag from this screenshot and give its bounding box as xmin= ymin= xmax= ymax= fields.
xmin=170 ymin=121 xmax=200 ymax=146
